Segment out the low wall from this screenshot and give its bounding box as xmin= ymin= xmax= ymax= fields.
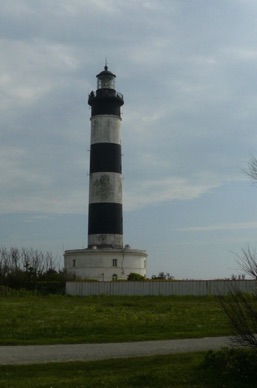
xmin=66 ymin=280 xmax=257 ymax=296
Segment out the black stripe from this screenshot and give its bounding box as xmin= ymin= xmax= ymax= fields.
xmin=88 ymin=203 xmax=123 ymax=235
xmin=90 ymin=143 xmax=121 ymax=173
xmin=88 ymin=91 xmax=124 ymax=117
xmin=91 ymin=98 xmax=122 ymax=116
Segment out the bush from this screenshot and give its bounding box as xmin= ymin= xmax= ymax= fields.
xmin=35 ymin=281 xmax=66 ymax=295
xmin=127 ymin=273 xmax=145 ymax=281
xmin=0 ymin=286 xmax=35 ymax=297
xmin=200 ymin=347 xmax=257 ymax=386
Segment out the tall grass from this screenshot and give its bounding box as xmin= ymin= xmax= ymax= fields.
xmin=0 ymin=294 xmax=231 ymax=345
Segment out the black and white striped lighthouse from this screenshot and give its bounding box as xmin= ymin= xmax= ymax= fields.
xmin=87 ymin=66 xmax=124 ymax=249
xmin=64 ymin=65 xmax=147 ymax=282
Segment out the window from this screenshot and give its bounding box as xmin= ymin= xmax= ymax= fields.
xmin=73 ymin=259 xmax=76 ymax=268
xmin=144 ymin=260 xmax=146 ymax=269
xmin=112 ymin=258 xmax=117 ymax=267
xmin=112 ymin=274 xmax=118 ymax=281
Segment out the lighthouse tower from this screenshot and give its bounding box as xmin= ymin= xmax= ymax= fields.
xmin=64 ymin=65 xmax=147 ymax=281
xmin=88 ymin=66 xmax=124 ymax=249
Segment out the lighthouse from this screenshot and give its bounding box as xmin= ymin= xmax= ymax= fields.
xmin=88 ymin=66 xmax=124 ymax=249
xmin=64 ymin=65 xmax=147 ymax=281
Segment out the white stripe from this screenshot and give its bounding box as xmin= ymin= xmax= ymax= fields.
xmin=91 ymin=115 xmax=121 ymax=145
xmin=89 ymin=172 xmax=122 ymax=204
xmin=88 ymin=234 xmax=123 ymax=247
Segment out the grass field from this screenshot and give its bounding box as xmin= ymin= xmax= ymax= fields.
xmin=0 ymin=353 xmax=207 ymax=388
xmin=0 ymin=294 xmax=231 ymax=345
xmin=2 ymin=294 xmax=251 ymax=387
xmin=1 ymin=350 xmax=255 ymax=387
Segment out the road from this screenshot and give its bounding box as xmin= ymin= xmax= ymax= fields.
xmin=0 ymin=336 xmax=232 ymax=365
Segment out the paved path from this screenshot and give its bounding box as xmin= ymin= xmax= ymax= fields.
xmin=0 ymin=336 xmax=232 ymax=365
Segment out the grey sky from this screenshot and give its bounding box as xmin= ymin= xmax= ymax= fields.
xmin=2 ymin=0 xmax=257 ymax=278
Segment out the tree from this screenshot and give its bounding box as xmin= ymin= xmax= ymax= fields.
xmin=0 ymin=246 xmax=66 ymax=293
xmin=219 ymin=157 xmax=257 ymax=348
xmin=219 ymin=287 xmax=257 ymax=348
xmin=151 ymin=272 xmax=174 ymax=280
xmin=243 ymin=155 xmax=257 ymax=181
xmin=233 ymin=245 xmax=257 ymax=279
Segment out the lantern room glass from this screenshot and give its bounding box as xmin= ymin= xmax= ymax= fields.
xmin=97 ymin=74 xmax=115 ymax=90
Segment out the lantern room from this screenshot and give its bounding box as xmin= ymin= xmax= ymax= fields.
xmin=96 ymin=66 xmax=116 ymax=90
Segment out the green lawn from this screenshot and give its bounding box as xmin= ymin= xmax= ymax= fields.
xmin=1 ymin=350 xmax=254 ymax=388
xmin=0 ymin=294 xmax=231 ymax=345
xmin=0 ymin=353 xmax=211 ymax=388
xmin=1 ymin=294 xmax=251 ymax=387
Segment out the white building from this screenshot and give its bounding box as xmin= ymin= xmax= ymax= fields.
xmin=64 ymin=247 xmax=147 ymax=281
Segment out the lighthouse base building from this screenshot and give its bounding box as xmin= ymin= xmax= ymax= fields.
xmin=64 ymin=247 xmax=147 ymax=281
xmin=64 ymin=65 xmax=147 ymax=281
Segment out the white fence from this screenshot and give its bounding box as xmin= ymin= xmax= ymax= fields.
xmin=66 ymin=280 xmax=257 ymax=296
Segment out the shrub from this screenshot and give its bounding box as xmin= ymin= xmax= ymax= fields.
xmin=200 ymin=347 xmax=257 ymax=386
xmin=127 ymin=273 xmax=145 ymax=281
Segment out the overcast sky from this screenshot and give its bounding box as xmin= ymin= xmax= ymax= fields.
xmin=2 ymin=0 xmax=257 ymax=279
